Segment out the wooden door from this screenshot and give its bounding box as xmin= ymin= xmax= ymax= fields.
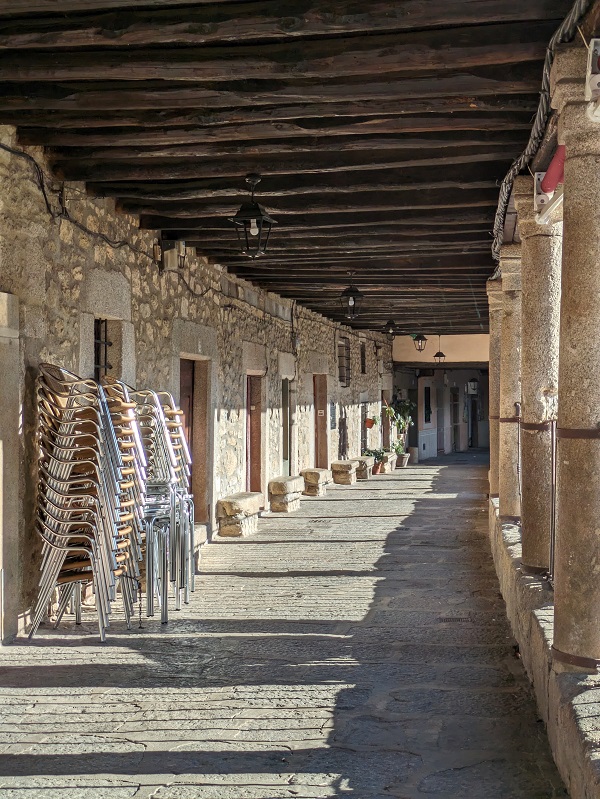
xmin=246 ymin=375 xmax=262 ymax=493
xmin=180 ymin=359 xmax=194 ymax=451
xmin=313 ymin=374 xmax=328 ymax=468
xmin=450 ymin=387 xmax=460 ymax=452
xmin=382 ymin=390 xmax=391 ymax=451
xmin=282 ymin=378 xmax=292 ymax=477
xmin=360 ymin=401 xmax=368 ymax=453
xmin=180 ymin=359 xmax=211 ymax=523
xmin=436 ymin=386 xmax=445 ymax=452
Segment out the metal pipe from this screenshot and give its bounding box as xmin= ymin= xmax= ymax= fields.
xmin=541 ymin=145 xmax=566 ymax=194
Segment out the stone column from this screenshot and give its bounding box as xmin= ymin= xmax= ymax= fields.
xmin=0 ymin=292 xmax=20 ymax=641
xmin=486 ymin=279 xmax=502 ymax=499
xmin=512 ymin=176 xmax=562 ymax=573
xmin=551 ymin=46 xmax=600 ymax=669
xmin=498 ymin=245 xmax=522 ymax=523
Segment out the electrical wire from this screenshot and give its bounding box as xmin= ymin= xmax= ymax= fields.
xmin=0 ymin=139 xmax=387 ymax=351
xmin=490 ymin=0 xmax=592 ymax=274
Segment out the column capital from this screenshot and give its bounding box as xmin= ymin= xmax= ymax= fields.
xmin=550 ymin=44 xmax=587 ymax=115
xmin=551 ymin=44 xmax=600 ymax=153
xmin=499 ymin=244 xmax=521 ymax=292
xmin=486 ymin=278 xmax=503 ymax=312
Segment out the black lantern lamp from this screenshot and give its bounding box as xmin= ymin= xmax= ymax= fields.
xmin=229 ymin=174 xmax=276 ymax=259
xmin=433 ymin=335 xmax=446 ymax=364
xmin=384 ymin=319 xmax=396 ymax=335
xmin=413 ymin=333 xmax=428 ymax=352
xmin=340 ymin=274 xmax=364 ymax=320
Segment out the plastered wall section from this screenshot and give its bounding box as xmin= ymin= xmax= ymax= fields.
xmin=0 ymin=126 xmax=392 ymax=637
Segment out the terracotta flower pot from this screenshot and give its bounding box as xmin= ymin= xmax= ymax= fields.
xmin=397 ymin=453 xmax=410 ymax=468
xmin=372 ymin=461 xmax=383 ymax=474
xmin=365 ymin=418 xmax=375 ymax=429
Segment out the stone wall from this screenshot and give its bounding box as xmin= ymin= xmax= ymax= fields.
xmin=0 ymin=125 xmax=392 ymax=636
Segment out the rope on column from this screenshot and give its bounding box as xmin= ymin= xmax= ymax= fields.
xmin=490 ymin=0 xmax=593 ymax=273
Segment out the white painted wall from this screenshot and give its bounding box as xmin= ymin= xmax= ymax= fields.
xmin=393 ymin=334 xmax=489 ymax=363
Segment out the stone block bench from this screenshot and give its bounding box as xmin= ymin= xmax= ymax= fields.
xmin=381 ymin=452 xmax=397 ymax=473
xmin=216 ymin=492 xmax=263 ymax=537
xmin=357 ymin=455 xmax=375 ymax=481
xmin=331 ymin=459 xmax=359 ymax=486
xmin=268 ymin=475 xmax=304 ymax=513
xmin=300 ymin=468 xmax=332 ymax=497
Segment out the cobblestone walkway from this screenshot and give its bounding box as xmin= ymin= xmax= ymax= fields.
xmin=0 ymin=453 xmax=567 ymax=798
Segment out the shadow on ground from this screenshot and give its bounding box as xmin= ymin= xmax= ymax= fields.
xmin=0 ymin=451 xmax=567 ymax=798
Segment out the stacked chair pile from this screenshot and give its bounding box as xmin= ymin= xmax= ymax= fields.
xmin=130 ymin=388 xmax=194 ymax=623
xmin=30 ymin=365 xmax=194 ymax=640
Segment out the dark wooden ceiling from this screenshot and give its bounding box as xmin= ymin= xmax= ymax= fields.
xmin=0 ymin=0 xmax=572 ymax=333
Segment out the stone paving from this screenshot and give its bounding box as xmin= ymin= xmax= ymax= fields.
xmin=0 ymin=452 xmax=567 ymax=798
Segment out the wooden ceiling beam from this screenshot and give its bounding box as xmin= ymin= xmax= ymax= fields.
xmin=0 ymin=1 xmax=569 ymax=48
xmin=20 ymin=112 xmax=534 ymax=147
xmin=141 ymin=210 xmax=496 ymax=231
xmin=0 ymin=0 xmax=248 ymax=13
xmin=53 ymin=144 xmax=524 ymax=182
xmin=118 ymin=188 xmax=500 ymax=217
xmin=3 ymin=95 xmax=539 ymax=129
xmin=176 ymin=227 xmax=492 ymax=243
xmin=88 ymin=163 xmax=506 ymax=201
xmin=0 ymin=22 xmax=556 ymax=83
xmin=0 ymin=67 xmax=542 ymax=111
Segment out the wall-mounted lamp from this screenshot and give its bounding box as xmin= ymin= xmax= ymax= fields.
xmin=153 ymin=238 xmax=187 ymax=271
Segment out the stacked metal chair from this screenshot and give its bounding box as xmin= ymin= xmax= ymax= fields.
xmin=130 ymin=389 xmax=195 ymax=623
xmin=30 ymin=364 xmax=142 ymax=641
xmin=156 ymin=391 xmax=195 ymax=600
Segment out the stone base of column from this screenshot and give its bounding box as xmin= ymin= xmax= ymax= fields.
xmin=521 ymin=564 xmax=547 ymax=576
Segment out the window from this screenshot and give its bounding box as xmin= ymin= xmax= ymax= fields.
xmin=337 ymin=337 xmax=351 ymax=387
xmin=424 ymin=386 xmax=432 ymax=424
xmin=360 ymin=341 xmax=366 ymax=374
xmin=93 ymin=318 xmax=113 ymax=382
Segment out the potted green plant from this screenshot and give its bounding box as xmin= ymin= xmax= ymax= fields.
xmin=364 ymin=414 xmax=380 ymax=429
xmin=362 ymin=448 xmax=385 ymax=474
xmin=392 ymin=439 xmax=410 ymax=468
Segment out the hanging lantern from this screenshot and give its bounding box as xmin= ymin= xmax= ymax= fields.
xmin=434 ymin=334 xmax=446 ymax=363
xmin=340 ymin=281 xmax=364 ymax=320
xmin=413 ymin=333 xmax=428 ymax=352
xmin=384 ymin=319 xmax=396 ymax=335
xmin=467 ymin=378 xmax=479 ymax=395
xmin=229 ymin=174 xmax=276 ymax=259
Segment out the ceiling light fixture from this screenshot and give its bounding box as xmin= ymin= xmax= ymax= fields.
xmin=229 ymin=174 xmax=276 ymax=259
xmin=340 ymin=273 xmax=364 ymax=320
xmin=434 ymin=335 xmax=446 ymax=364
xmin=413 ymin=333 xmax=428 ymax=353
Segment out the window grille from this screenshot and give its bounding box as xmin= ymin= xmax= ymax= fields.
xmin=93 ymin=318 xmax=113 ymax=382
xmin=360 ymin=341 xmax=366 ymax=374
xmin=337 ymin=337 xmax=351 ymax=387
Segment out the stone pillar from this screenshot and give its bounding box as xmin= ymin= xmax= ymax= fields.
xmin=512 ymin=176 xmax=562 ymax=573
xmin=498 ymin=245 xmax=522 ymax=523
xmin=551 ymin=45 xmax=600 ymax=669
xmin=486 ymin=279 xmax=502 ymax=499
xmin=0 ymin=292 xmax=20 ymax=642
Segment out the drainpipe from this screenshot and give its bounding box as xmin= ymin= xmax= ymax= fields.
xmin=540 ymin=145 xmax=566 ymax=194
